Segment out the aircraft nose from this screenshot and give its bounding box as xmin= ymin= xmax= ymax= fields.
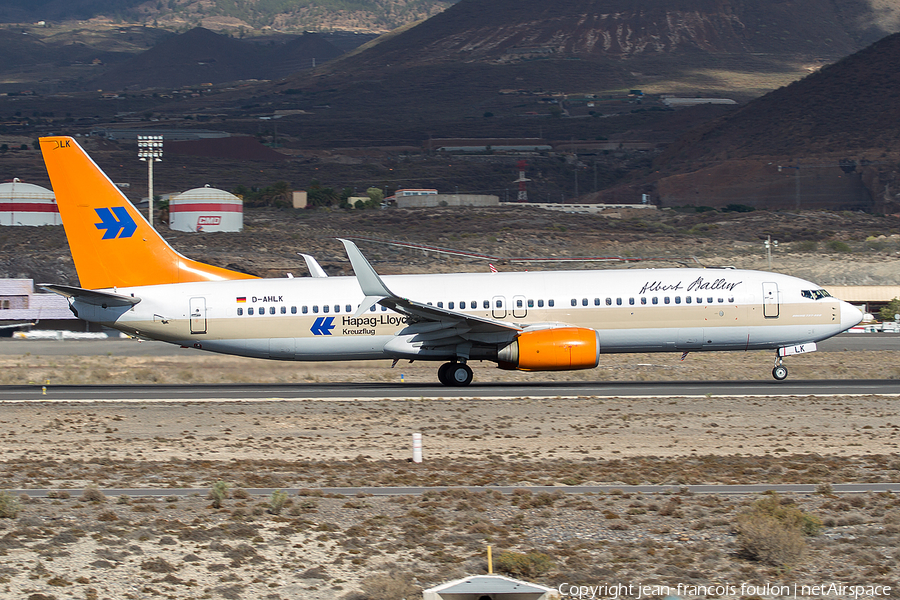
xmin=840 ymin=300 xmax=863 ymax=329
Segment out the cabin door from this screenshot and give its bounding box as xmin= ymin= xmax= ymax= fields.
xmin=190 ymin=297 xmax=207 ymax=334
xmin=762 ymin=282 xmax=779 ymax=318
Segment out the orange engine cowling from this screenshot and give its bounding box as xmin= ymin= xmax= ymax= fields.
xmin=497 ymin=327 xmax=599 ymax=371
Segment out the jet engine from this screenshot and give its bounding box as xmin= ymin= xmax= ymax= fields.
xmin=497 ymin=327 xmax=599 ymax=371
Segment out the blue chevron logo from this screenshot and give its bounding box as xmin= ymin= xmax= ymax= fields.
xmin=95 ymin=207 xmax=137 ymax=239
xmin=310 ymin=316 xmax=335 ymax=336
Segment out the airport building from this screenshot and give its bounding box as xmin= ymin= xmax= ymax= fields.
xmin=169 ymin=185 xmax=243 ymax=233
xmin=0 ymin=179 xmax=61 ymax=226
xmin=0 ymin=279 xmax=78 ymax=334
xmin=395 ymin=193 xmax=500 ymax=208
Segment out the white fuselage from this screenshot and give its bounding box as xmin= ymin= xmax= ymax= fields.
xmin=70 ymin=268 xmax=861 ymax=362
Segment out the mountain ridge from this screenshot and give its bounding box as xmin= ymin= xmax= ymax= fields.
xmin=0 ymin=0 xmax=458 ymax=34
xmin=329 ymin=0 xmax=900 ymax=71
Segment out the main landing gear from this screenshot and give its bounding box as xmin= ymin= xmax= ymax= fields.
xmin=772 ymin=355 xmax=788 ymax=381
xmin=437 ymin=361 xmax=473 ymax=386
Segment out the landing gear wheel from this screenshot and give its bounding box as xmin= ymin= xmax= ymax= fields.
xmin=772 ymin=365 xmax=788 ymax=381
xmin=437 ymin=362 xmax=454 ymax=386
xmin=450 ymin=363 xmax=473 ymax=386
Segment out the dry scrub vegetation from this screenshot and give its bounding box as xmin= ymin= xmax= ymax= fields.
xmin=1 ymin=345 xmax=899 ymax=598
xmin=0 ymin=485 xmax=899 ymax=600
xmin=1 ymin=389 xmax=900 ymax=598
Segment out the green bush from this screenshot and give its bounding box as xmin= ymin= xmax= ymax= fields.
xmin=736 ymin=492 xmax=821 ymax=566
xmin=208 ymin=481 xmax=230 ymax=509
xmin=750 ymin=492 xmax=822 ymax=535
xmin=722 ymin=203 xmax=755 ymax=213
xmin=0 ymin=491 xmax=20 ymax=518
xmin=80 ymin=485 xmax=106 ymax=503
xmin=356 ymin=570 xmax=419 ymax=600
xmin=737 ymin=513 xmax=806 ymax=566
xmin=268 ymin=489 xmax=289 ymax=514
xmin=826 ymin=240 xmax=852 ymax=253
xmin=794 ymin=240 xmax=818 ymax=252
xmin=496 ymin=550 xmax=554 ymax=578
xmin=879 ymin=297 xmax=900 ymax=322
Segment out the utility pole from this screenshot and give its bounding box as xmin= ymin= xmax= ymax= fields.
xmin=764 ymin=235 xmax=778 ymax=270
xmin=137 ymin=135 xmax=163 ymax=228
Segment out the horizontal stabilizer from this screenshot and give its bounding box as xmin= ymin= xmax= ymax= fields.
xmin=40 ymin=284 xmax=141 ymax=307
xmin=0 ymin=321 xmax=36 ymax=330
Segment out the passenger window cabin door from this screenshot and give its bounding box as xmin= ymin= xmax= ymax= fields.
xmin=492 ymin=295 xmax=507 ymax=319
xmin=512 ymin=295 xmax=527 ymax=318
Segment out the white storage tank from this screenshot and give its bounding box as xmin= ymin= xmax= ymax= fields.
xmin=0 ymin=179 xmax=61 ymax=226
xmin=169 ymin=185 xmax=243 ymax=232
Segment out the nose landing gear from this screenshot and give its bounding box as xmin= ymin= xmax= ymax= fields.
xmin=437 ymin=361 xmax=473 ymax=386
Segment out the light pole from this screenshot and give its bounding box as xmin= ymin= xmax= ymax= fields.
xmin=764 ymin=235 xmax=778 ymax=270
xmin=137 ymin=135 xmax=163 ymax=228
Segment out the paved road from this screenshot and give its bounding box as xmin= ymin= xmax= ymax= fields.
xmin=9 ymin=483 xmax=900 ymax=498
xmin=0 ymin=379 xmax=898 ymax=401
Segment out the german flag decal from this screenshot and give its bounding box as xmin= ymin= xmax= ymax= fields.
xmin=236 ymin=297 xmax=247 ymax=303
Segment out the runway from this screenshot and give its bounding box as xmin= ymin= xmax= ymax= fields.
xmin=0 ymin=332 xmax=897 ymax=401
xmin=0 ymin=378 xmax=898 ymax=402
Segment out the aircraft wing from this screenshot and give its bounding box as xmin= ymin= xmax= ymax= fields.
xmin=40 ymin=284 xmax=141 ymax=307
xmin=340 ymin=239 xmax=520 ymax=336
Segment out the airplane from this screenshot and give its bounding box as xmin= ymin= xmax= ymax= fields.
xmin=38 ymin=136 xmax=862 ymax=386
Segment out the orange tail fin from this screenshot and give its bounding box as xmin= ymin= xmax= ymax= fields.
xmin=40 ymin=136 xmax=257 ymax=289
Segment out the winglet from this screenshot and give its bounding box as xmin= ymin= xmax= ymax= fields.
xmin=300 ymin=253 xmax=328 ymax=278
xmin=339 ymin=239 xmax=395 ymax=316
xmin=339 ymin=239 xmax=394 ymax=297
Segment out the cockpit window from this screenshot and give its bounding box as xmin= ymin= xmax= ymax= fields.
xmin=801 ymin=289 xmax=831 ymax=300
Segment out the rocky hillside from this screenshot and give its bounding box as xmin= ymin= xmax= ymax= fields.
xmin=0 ymin=0 xmax=457 ymax=33
xmin=659 ymin=31 xmax=900 ymax=164
xmin=91 ymin=27 xmax=343 ymax=90
xmin=635 ymin=31 xmax=900 ymax=213
xmin=333 ymin=0 xmax=900 ymax=69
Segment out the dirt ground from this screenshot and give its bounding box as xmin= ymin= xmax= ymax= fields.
xmin=0 ymin=346 xmax=899 ymax=600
